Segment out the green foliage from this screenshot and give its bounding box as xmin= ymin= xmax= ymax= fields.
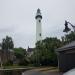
xmin=0 ymin=36 xmax=14 ymax=66
xmin=2 ymin=32 xmax=75 ymax=66
xmin=61 ymin=31 xmax=75 ymax=45
xmin=14 ymin=47 xmax=26 ymax=59
xmin=31 ymin=37 xmax=62 ymax=66
xmin=3 ymin=60 xmax=13 ymax=66
xmin=14 ymin=47 xmax=28 ymax=65
xmin=1 ymin=36 xmax=14 ymax=50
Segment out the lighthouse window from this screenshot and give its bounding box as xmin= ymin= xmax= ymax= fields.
xmin=39 ymin=33 xmax=41 ymax=36
xmin=39 ymin=20 xmax=41 ymax=22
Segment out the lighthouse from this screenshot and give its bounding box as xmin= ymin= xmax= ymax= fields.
xmin=35 ymin=9 xmax=42 ymax=42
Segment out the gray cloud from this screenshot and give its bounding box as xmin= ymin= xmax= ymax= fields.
xmin=0 ymin=0 xmax=75 ymax=48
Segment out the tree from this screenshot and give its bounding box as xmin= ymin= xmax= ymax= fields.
xmin=0 ymin=36 xmax=14 ymax=66
xmin=14 ymin=47 xmax=26 ymax=59
xmin=1 ymin=36 xmax=14 ymax=50
xmin=61 ymin=31 xmax=75 ymax=45
xmin=14 ymin=47 xmax=28 ymax=65
xmin=31 ymin=37 xmax=62 ymax=66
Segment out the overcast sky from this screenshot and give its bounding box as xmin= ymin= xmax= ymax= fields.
xmin=0 ymin=0 xmax=75 ymax=49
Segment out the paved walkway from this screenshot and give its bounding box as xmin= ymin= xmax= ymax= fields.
xmin=22 ymin=68 xmax=63 ymax=75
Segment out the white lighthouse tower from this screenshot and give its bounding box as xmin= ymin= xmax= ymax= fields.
xmin=35 ymin=9 xmax=42 ymax=42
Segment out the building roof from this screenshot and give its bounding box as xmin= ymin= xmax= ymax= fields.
xmin=9 ymin=49 xmax=14 ymax=53
xmin=56 ymin=41 xmax=75 ymax=52
xmin=27 ymin=47 xmax=35 ymax=52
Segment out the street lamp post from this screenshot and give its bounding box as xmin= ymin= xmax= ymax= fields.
xmin=63 ymin=20 xmax=75 ymax=33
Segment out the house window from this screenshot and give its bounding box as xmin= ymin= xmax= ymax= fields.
xmin=39 ymin=20 xmax=41 ymax=22
xmin=39 ymin=33 xmax=41 ymax=36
